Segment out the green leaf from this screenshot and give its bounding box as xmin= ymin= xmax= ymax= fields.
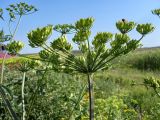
xmin=0 ymin=85 xmax=19 ymax=120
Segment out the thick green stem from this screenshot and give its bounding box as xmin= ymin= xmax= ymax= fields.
xmin=87 ymin=73 xmax=94 ymax=120
xmin=22 ymin=72 xmax=26 ymax=120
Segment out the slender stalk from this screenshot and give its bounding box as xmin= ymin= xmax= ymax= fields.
xmin=22 ymin=72 xmax=26 ymax=120
xmin=8 ymin=20 xmax=13 ymax=36
xmin=90 ymin=47 xmax=102 ymax=70
xmin=0 ymin=51 xmax=7 ymax=83
xmin=87 ymin=73 xmax=94 ymax=120
xmin=0 ymin=15 xmax=22 ymax=84
xmin=42 ymin=44 xmax=87 ymax=72
xmin=12 ymin=16 xmax=22 ymax=40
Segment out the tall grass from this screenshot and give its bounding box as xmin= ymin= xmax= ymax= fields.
xmin=117 ymin=48 xmax=160 ymax=71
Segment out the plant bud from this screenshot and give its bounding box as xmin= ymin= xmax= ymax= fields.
xmin=18 ymin=59 xmax=41 ymax=72
xmin=79 ymin=43 xmax=88 ymax=53
xmin=72 ymin=30 xmax=91 ymax=43
xmin=39 ymin=50 xmax=50 ymax=59
xmin=28 ymin=25 xmax=53 ymax=47
xmin=152 ymin=9 xmax=160 ymax=17
xmin=92 ymin=32 xmax=113 ymax=48
xmin=6 ymin=41 xmax=24 ymax=55
xmin=51 ymin=36 xmax=72 ymax=51
xmin=5 ymin=3 xmax=37 ymax=21
xmin=136 ymin=23 xmax=154 ymax=35
xmin=0 ymin=8 xmax=3 ymax=20
xmin=111 ymin=34 xmax=130 ymax=48
xmin=116 ymin=19 xmax=136 ymax=34
xmin=53 ymin=24 xmax=75 ymax=35
xmin=144 ymin=77 xmax=160 ymax=89
xmin=75 ymin=17 xmax=94 ymax=31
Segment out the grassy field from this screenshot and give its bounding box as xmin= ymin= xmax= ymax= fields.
xmin=1 ymin=47 xmax=160 ymax=119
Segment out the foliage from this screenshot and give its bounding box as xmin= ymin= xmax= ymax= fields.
xmin=0 ymin=2 xmax=159 ymax=120
xmin=27 ymin=17 xmax=154 ymax=120
xmin=0 ymin=2 xmax=37 ymax=120
xmin=128 ymin=49 xmax=160 ymax=71
xmin=0 ymin=52 xmax=160 ymax=119
xmin=28 ymin=18 xmax=154 ymax=74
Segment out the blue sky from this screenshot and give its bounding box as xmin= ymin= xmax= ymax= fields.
xmin=0 ymin=0 xmax=160 ymax=53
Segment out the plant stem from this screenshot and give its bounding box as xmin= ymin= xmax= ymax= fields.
xmin=87 ymin=73 xmax=94 ymax=120
xmin=22 ymin=72 xmax=26 ymax=120
xmin=12 ymin=16 xmax=22 ymax=40
xmin=0 ymin=15 xmax=22 ymax=84
xmin=0 ymin=52 xmax=7 ymax=84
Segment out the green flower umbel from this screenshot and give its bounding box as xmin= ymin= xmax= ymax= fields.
xmin=28 ymin=25 xmax=53 ymax=47
xmin=6 ymin=41 xmax=24 ymax=55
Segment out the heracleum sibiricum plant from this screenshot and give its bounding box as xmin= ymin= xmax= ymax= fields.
xmin=0 ymin=2 xmax=37 ymax=120
xmin=0 ymin=2 xmax=37 ymax=84
xmin=27 ymin=18 xmax=154 ymax=120
xmin=152 ymin=8 xmax=160 ymax=18
xmin=17 ymin=59 xmax=41 ymax=120
xmin=144 ymin=77 xmax=160 ymax=98
xmin=140 ymin=8 xmax=160 ymax=98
